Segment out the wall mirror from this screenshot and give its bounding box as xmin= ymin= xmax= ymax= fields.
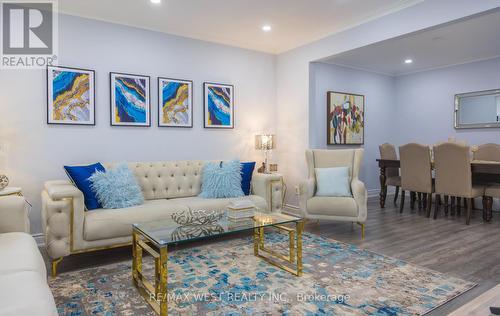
xmin=455 ymin=89 xmax=500 ymax=129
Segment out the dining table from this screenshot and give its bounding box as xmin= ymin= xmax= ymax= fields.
xmin=376 ymin=159 xmax=500 ymax=213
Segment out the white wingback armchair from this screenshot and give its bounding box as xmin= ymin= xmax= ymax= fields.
xmin=298 ymin=149 xmax=367 ymax=238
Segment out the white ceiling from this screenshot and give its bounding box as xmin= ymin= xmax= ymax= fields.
xmin=58 ymin=0 xmax=422 ymax=54
xmin=321 ymin=9 xmax=500 ymax=76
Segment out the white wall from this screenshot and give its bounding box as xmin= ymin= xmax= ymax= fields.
xmin=2 ymin=1 xmax=499 ymax=233
xmin=309 ymin=57 xmax=500 ymax=196
xmin=276 ymin=0 xmax=500 ymax=209
xmin=0 ymin=14 xmax=277 ymax=234
xmin=309 ymin=62 xmax=396 ymax=192
xmin=393 ymin=57 xmax=500 ymax=146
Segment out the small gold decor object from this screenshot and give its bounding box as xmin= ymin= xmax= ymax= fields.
xmin=253 ymin=215 xmax=274 ymax=225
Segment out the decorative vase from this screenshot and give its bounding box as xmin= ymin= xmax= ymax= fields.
xmin=0 ymin=175 xmax=8 ymax=190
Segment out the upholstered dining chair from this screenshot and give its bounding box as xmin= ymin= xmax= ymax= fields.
xmin=433 ymin=142 xmax=485 ymax=224
xmin=475 ymin=143 xmax=500 ymax=220
xmin=399 ymin=143 xmax=434 ymax=216
xmin=473 ymin=143 xmax=500 ymax=162
xmin=298 ymin=149 xmax=367 ymax=238
xmin=379 ymin=143 xmax=401 ymax=204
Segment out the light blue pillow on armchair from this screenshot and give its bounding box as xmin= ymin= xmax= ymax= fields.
xmin=200 ymin=160 xmax=245 ymax=198
xmin=315 ymin=167 xmax=352 ymax=197
xmin=89 ymin=163 xmax=144 ymax=209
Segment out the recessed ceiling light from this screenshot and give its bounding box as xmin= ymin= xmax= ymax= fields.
xmin=150 ymin=0 xmax=161 ymax=4
xmin=262 ymin=25 xmax=272 ymax=32
xmin=404 ymin=59 xmax=413 ymax=64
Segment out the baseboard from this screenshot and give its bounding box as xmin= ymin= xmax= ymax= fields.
xmin=32 ymin=233 xmax=45 ymax=247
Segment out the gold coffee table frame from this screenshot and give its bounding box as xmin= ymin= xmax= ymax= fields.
xmin=132 ymin=218 xmax=304 ymax=316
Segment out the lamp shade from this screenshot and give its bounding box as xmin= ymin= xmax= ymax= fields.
xmin=255 ymin=134 xmax=275 ymax=150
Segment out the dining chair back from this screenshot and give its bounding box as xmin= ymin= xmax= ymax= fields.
xmin=434 ymin=142 xmax=484 ymax=224
xmin=399 ymin=143 xmax=433 ymax=194
xmin=434 ymin=142 xmax=473 ymax=198
xmin=379 ymin=143 xmax=399 ymax=178
xmin=473 ymin=143 xmax=500 ymax=162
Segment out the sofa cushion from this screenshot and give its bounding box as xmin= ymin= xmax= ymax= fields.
xmin=0 ymin=271 xmax=57 ymax=316
xmin=89 ymin=163 xmax=144 ymax=209
xmin=315 ymin=167 xmax=351 ymax=197
xmin=0 ymin=232 xmax=46 ymax=278
xmin=306 ymin=196 xmax=358 ymax=217
xmin=173 ymin=195 xmax=267 ymax=212
xmin=108 ymin=161 xmax=204 ymax=200
xmin=64 ymin=162 xmax=106 ymax=210
xmin=84 ymin=194 xmax=268 ymax=241
xmin=241 ymin=162 xmax=256 ymax=195
xmin=200 ymin=160 xmax=244 ymax=198
xmin=84 ymin=199 xmax=189 ymax=241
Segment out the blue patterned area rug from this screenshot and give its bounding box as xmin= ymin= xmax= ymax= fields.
xmin=49 ymin=233 xmax=476 ymax=315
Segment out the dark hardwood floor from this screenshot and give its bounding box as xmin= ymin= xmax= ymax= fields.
xmin=42 ymin=195 xmax=500 ymax=315
xmin=310 ymin=195 xmax=500 ymax=315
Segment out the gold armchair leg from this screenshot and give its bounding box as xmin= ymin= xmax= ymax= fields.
xmin=51 ymin=257 xmax=63 ymax=277
xmin=356 ymin=222 xmax=365 ymax=240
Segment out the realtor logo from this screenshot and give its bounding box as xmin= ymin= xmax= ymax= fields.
xmin=1 ymin=0 xmax=58 ymax=69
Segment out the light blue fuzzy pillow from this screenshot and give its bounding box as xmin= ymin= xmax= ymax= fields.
xmin=89 ymin=163 xmax=144 ymax=209
xmin=199 ymin=160 xmax=245 ymax=198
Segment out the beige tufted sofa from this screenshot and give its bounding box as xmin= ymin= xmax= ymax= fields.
xmin=42 ymin=160 xmax=283 ymax=276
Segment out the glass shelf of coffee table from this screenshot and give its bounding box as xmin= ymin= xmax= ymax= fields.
xmin=132 ymin=209 xmax=304 ymax=316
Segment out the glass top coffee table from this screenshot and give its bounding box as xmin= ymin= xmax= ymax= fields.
xmin=132 ymin=209 xmax=304 ymax=316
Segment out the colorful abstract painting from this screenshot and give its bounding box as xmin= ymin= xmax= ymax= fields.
xmin=110 ymin=73 xmax=150 ymax=126
xmin=158 ymin=78 xmax=193 ymax=127
xmin=204 ymin=82 xmax=234 ymax=129
xmin=327 ymin=91 xmax=364 ymax=145
xmin=47 ymin=66 xmax=95 ymax=125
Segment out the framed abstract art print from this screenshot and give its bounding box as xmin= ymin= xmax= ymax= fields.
xmin=47 ymin=65 xmax=95 ymax=125
xmin=204 ymin=82 xmax=234 ymax=129
xmin=110 ymin=72 xmax=151 ymax=127
xmin=158 ymin=77 xmax=193 ymax=127
xmin=327 ymin=91 xmax=365 ymax=145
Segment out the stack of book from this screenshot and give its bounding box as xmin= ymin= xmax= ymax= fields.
xmin=227 ymin=218 xmax=254 ymax=230
xmin=227 ymin=200 xmax=255 ymax=220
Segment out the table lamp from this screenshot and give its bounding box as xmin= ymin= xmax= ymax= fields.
xmin=0 ymin=141 xmax=8 ymax=190
xmin=255 ymin=134 xmax=275 ymax=173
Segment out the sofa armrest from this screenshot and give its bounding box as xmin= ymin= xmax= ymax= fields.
xmin=41 ymin=180 xmax=85 ymax=260
xmin=351 ymin=178 xmax=367 ymax=222
xmin=0 ymin=196 xmax=29 ymax=233
xmin=44 ymin=180 xmax=80 ymax=199
xmin=252 ymin=173 xmax=284 ymax=213
xmin=298 ymin=178 xmax=315 ymax=215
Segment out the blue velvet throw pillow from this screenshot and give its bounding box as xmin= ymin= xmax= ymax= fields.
xmin=241 ymin=162 xmax=256 ymax=195
xmin=89 ymin=163 xmax=144 ymax=209
xmin=200 ymin=160 xmax=245 ymax=198
xmin=64 ymin=163 xmax=106 ymax=210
